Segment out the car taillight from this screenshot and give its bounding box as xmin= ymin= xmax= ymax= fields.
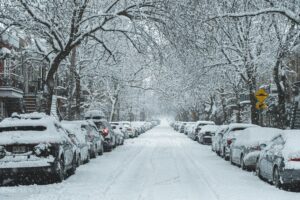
xmin=102 ymin=128 xmax=109 ymax=137
xmin=227 ymin=139 xmax=232 ymax=145
xmin=289 ymin=158 xmax=300 ymax=161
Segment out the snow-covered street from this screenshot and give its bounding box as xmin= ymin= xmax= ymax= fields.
xmin=0 ymin=124 xmax=299 ymax=200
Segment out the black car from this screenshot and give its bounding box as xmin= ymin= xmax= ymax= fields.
xmin=0 ymin=114 xmax=76 ymax=184
xmin=256 ymin=131 xmax=300 ymax=189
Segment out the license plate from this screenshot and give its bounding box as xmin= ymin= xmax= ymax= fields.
xmin=12 ymin=146 xmax=26 ymax=153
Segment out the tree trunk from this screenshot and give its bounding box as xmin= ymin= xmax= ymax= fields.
xmin=273 ymin=58 xmax=286 ymax=128
xmin=45 ymin=51 xmax=70 ymax=115
xmin=67 ymin=48 xmax=76 ymax=120
xmin=250 ymin=88 xmax=259 ymax=125
xmin=74 ymin=71 xmax=81 ymax=120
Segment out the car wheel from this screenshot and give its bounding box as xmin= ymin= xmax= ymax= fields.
xmin=240 ymin=155 xmax=246 ymax=170
xmin=77 ymin=154 xmax=81 ymax=167
xmin=273 ymin=167 xmax=286 ymax=189
xmin=221 ymin=148 xmax=225 ymax=158
xmin=68 ymin=156 xmax=77 ymax=176
xmin=230 ymin=151 xmax=234 ymax=165
xmin=54 ymin=157 xmax=65 ymax=183
xmin=98 ymin=144 xmax=104 ymax=156
xmin=256 ymin=160 xmax=263 ymax=180
xmin=86 ymin=152 xmax=90 ymax=163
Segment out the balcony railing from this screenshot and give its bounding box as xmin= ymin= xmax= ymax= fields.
xmin=0 ymin=73 xmax=24 ymax=91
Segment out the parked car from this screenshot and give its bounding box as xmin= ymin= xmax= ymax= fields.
xmin=63 ymin=120 xmax=104 ymax=158
xmin=230 ymin=127 xmax=282 ymax=170
xmin=131 ymin=121 xmax=147 ymax=135
xmin=179 ymin=122 xmax=188 ymax=133
xmin=119 ymin=121 xmax=138 ymax=138
xmin=256 ymin=130 xmax=300 ymax=189
xmin=188 ymin=121 xmax=215 ymax=141
xmin=64 ymin=128 xmax=82 ymax=167
xmin=220 ymin=123 xmax=258 ymax=160
xmin=110 ymin=122 xmax=129 ymax=139
xmin=62 ymin=122 xmax=91 ymax=164
xmin=0 ymin=113 xmax=77 ymax=184
xmin=211 ymin=125 xmax=228 ymax=154
xmin=84 ymin=110 xmax=116 ymax=152
xmin=96 ymin=119 xmax=116 ymax=151
xmin=184 ymin=123 xmax=196 ymax=135
xmin=111 ymin=125 xmax=125 ymax=145
xmin=198 ymin=125 xmax=219 ymax=144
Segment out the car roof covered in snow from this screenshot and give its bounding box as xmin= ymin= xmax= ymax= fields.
xmin=196 ymin=121 xmax=215 ymax=126
xmin=84 ymin=110 xmax=105 ymax=118
xmin=0 ymin=113 xmax=58 ymax=128
xmin=0 ymin=114 xmax=67 ymax=145
xmin=199 ymin=125 xmax=220 ymax=133
xmin=227 ymin=123 xmax=258 ymax=130
xmin=234 ymin=127 xmax=283 ymax=147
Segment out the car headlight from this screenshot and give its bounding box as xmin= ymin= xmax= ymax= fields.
xmin=0 ymin=146 xmax=6 ymax=159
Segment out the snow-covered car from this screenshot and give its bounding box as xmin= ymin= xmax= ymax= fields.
xmin=110 ymin=122 xmax=129 ymax=139
xmin=62 ymin=120 xmax=104 ymax=158
xmin=256 ymin=130 xmax=300 ymax=189
xmin=119 ymin=121 xmax=138 ymax=138
xmin=111 ymin=125 xmax=125 ymax=145
xmin=64 ymin=129 xmax=82 ymax=167
xmin=188 ymin=121 xmax=215 ymax=141
xmin=131 ymin=121 xmax=147 ymax=135
xmin=211 ymin=125 xmax=228 ymax=154
xmin=197 ymin=125 xmax=219 ymax=145
xmin=230 ymin=127 xmax=282 ymax=170
xmin=184 ymin=122 xmax=196 ymax=135
xmin=179 ymin=122 xmax=188 ymax=133
xmin=220 ymin=123 xmax=258 ymax=160
xmin=96 ymin=119 xmax=117 ymax=151
xmin=0 ymin=114 xmax=77 ymax=184
xmin=62 ymin=122 xmax=91 ymax=164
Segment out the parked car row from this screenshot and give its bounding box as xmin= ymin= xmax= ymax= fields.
xmin=171 ymin=121 xmax=300 ymax=190
xmin=0 ymin=112 xmax=158 ymax=185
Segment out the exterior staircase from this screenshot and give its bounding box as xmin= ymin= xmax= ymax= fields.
xmin=24 ymin=95 xmax=37 ymax=113
xmin=50 ymin=95 xmax=59 ymax=120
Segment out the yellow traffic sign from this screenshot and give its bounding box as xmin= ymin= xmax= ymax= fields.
xmin=255 ymin=88 xmax=269 ymax=103
xmin=256 ymin=102 xmax=268 ymax=110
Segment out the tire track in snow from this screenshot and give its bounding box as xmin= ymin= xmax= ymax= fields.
xmin=175 ymin=133 xmax=221 ymax=200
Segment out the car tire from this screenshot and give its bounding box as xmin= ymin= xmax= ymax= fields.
xmin=54 ymin=157 xmax=65 ymax=183
xmin=68 ymin=156 xmax=77 ymax=176
xmin=84 ymin=152 xmax=90 ymax=164
xmin=77 ymin=154 xmax=81 ymax=167
xmin=273 ymin=167 xmax=286 ymax=189
xmin=256 ymin=160 xmax=263 ymax=180
xmin=230 ymin=151 xmax=234 ymax=165
xmin=240 ymin=155 xmax=246 ymax=170
xmin=98 ymin=144 xmax=104 ymax=156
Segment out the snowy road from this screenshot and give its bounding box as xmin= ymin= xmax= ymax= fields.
xmin=1 ymin=125 xmax=300 ymax=200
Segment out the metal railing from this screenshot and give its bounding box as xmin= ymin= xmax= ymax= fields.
xmin=0 ymin=73 xmax=24 ymax=91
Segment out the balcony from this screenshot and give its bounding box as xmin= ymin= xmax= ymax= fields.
xmin=0 ymin=73 xmax=24 ymax=98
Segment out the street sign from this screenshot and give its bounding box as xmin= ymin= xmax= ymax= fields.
xmin=255 ymin=88 xmax=269 ymax=103
xmin=256 ymin=102 xmax=268 ymax=110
